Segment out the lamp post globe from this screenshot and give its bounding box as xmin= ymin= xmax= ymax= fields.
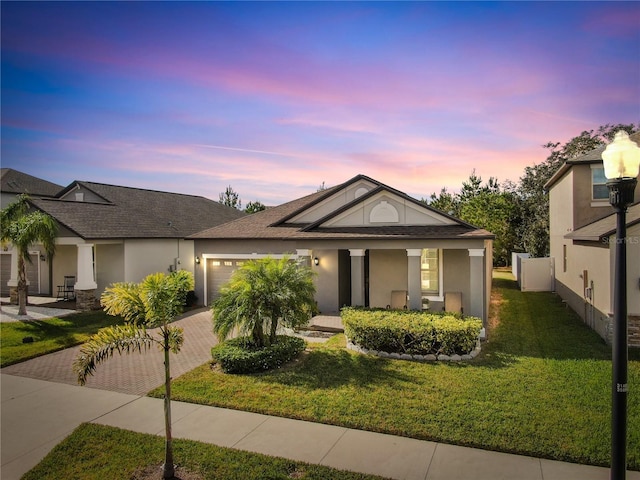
xmin=602 ymin=130 xmax=640 ymax=480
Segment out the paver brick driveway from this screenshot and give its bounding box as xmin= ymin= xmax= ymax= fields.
xmin=1 ymin=308 xmax=217 ymax=395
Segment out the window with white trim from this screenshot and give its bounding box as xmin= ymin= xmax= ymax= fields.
xmin=592 ymin=167 xmax=608 ymax=200
xmin=420 ymin=249 xmax=439 ymax=294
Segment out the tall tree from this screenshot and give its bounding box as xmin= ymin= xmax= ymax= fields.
xmin=0 ymin=195 xmax=57 ymax=315
xmin=212 ymin=256 xmax=316 ymax=348
xmin=219 ymin=185 xmax=242 ymax=210
xmin=458 ymin=190 xmax=521 ymax=266
xmin=424 ymin=187 xmax=460 ymax=216
xmin=74 ymin=270 xmax=194 ymax=480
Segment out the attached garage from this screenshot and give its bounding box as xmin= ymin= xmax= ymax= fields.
xmin=205 ymin=258 xmax=245 ymax=304
xmin=0 ymin=251 xmax=42 ymax=297
xmin=203 ymin=254 xmax=299 ymax=306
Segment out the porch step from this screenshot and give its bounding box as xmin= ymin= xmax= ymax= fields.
xmin=300 ymin=324 xmax=344 ymax=334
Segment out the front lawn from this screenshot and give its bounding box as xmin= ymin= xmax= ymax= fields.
xmin=154 ymin=272 xmax=640 ymax=469
xmin=22 ymin=423 xmax=387 ymax=480
xmin=0 ymin=310 xmax=124 ymax=367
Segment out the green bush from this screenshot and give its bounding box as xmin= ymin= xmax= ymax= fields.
xmin=342 ymin=307 xmax=481 ymax=356
xmin=211 ymin=335 xmax=306 ymax=374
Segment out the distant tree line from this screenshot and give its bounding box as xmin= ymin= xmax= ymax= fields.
xmin=218 ymin=185 xmax=266 ymax=214
xmin=424 ymin=123 xmax=638 ymax=266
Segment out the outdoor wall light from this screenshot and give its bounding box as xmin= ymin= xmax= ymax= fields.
xmin=314 ymin=257 xmax=319 ymax=266
xmin=40 ymin=254 xmax=46 ymax=262
xmin=195 ymin=256 xmax=201 ymax=265
xmin=602 ymin=130 xmax=640 ymax=480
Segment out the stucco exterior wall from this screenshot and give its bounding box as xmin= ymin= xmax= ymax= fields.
xmin=95 ymin=243 xmax=124 ymax=294
xmin=368 ymin=249 xmax=408 ymax=309
xmin=311 ymin=249 xmax=339 ymax=314
xmin=573 ymin=164 xmax=614 ymax=228
xmin=441 ymin=249 xmax=471 ymax=314
xmin=549 ymin=170 xmax=574 ymax=268
xmin=51 ymin=245 xmax=78 ymax=295
xmin=123 ymin=239 xmax=195 ymax=284
xmin=609 ymin=223 xmax=640 ymax=317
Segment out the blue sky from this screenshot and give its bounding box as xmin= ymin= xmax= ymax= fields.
xmin=2 ymin=1 xmax=638 ymax=205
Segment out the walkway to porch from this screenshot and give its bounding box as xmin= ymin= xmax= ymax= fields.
xmin=307 ymin=315 xmax=344 ymax=333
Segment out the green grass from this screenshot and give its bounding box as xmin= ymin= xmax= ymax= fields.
xmin=0 ymin=310 xmax=124 ymax=367
xmin=153 ymin=271 xmax=640 ymax=469
xmin=23 ymin=423 xmax=388 ymax=480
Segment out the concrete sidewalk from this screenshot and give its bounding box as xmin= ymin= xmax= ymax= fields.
xmin=2 ymin=374 xmax=640 ymax=480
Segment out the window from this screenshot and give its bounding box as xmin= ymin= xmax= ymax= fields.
xmin=420 ymin=249 xmax=439 ymax=294
xmin=592 ymin=167 xmax=608 ymax=200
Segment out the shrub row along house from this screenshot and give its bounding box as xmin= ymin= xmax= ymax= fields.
xmin=1 ymin=170 xmax=494 ymax=326
xmin=546 ymin=131 xmax=640 ymax=346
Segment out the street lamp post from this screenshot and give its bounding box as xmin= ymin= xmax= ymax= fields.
xmin=601 ymin=130 xmax=640 ymax=480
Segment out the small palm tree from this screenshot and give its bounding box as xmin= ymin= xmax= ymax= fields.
xmin=73 ymin=270 xmax=194 ymax=480
xmin=212 ymin=256 xmax=316 ymax=348
xmin=0 ymin=195 xmax=57 ymax=315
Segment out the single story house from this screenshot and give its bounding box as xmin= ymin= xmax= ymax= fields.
xmin=1 ymin=169 xmax=64 ymax=297
xmin=190 ymin=175 xmax=494 ymax=325
xmin=1 ymin=170 xmax=245 ymax=308
xmin=546 ymin=131 xmax=640 ymax=346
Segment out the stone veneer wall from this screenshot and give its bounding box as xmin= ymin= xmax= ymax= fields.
xmin=624 ymin=315 xmax=640 ymax=348
xmin=9 ymin=286 xmax=20 ymax=304
xmin=75 ymin=289 xmax=99 ymax=311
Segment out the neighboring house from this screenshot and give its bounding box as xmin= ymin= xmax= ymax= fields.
xmin=1 ymin=168 xmax=63 ymax=207
xmin=1 ymin=169 xmax=65 ymax=296
xmin=189 ymin=175 xmax=494 ymax=325
xmin=546 ymin=132 xmax=640 ymax=346
xmin=1 ymin=171 xmax=245 ymax=308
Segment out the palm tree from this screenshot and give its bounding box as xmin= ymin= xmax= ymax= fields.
xmin=73 ymin=270 xmax=194 ymax=480
xmin=0 ymin=195 xmax=57 ymax=315
xmin=212 ymin=256 xmax=316 ymax=348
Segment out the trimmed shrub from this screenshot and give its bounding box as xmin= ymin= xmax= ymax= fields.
xmin=211 ymin=335 xmax=306 ymax=374
xmin=342 ymin=307 xmax=481 ymax=356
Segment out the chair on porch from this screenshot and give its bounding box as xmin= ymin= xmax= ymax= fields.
xmin=443 ymin=291 xmax=463 ymax=315
xmin=387 ymin=290 xmax=408 ymax=310
xmin=57 ymin=276 xmax=76 ymax=301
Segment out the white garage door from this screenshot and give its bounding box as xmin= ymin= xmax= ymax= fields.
xmin=0 ymin=251 xmax=41 ymax=296
xmin=207 ymin=259 xmax=246 ymax=304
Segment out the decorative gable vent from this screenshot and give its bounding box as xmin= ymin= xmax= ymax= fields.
xmin=75 ymin=192 xmax=84 ymax=202
xmin=355 ymin=187 xmax=369 ymax=198
xmin=370 ymin=200 xmax=399 ymax=223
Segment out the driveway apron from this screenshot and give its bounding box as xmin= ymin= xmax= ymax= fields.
xmin=1 ymin=308 xmax=216 ymax=395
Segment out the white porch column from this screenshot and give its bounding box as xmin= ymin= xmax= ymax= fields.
xmin=7 ymin=247 xmax=19 ymax=288
xmin=406 ymin=249 xmax=422 ymax=310
xmin=7 ymin=247 xmax=21 ymax=304
xmin=75 ymin=244 xmax=97 ymax=290
xmin=350 ymin=249 xmax=366 ymax=307
xmin=468 ymin=248 xmax=485 ymax=321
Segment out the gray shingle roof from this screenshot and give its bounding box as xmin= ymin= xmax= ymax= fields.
xmin=30 ymin=181 xmax=245 ymax=239
xmin=190 ymin=175 xmax=494 ymax=241
xmin=566 ymin=203 xmax=640 ymax=242
xmin=1 ymin=168 xmax=63 ymax=197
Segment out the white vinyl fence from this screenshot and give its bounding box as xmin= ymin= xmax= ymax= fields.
xmin=519 ymin=257 xmax=555 ymax=292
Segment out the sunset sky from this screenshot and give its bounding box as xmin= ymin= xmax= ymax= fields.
xmin=2 ymin=1 xmax=638 ymax=205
